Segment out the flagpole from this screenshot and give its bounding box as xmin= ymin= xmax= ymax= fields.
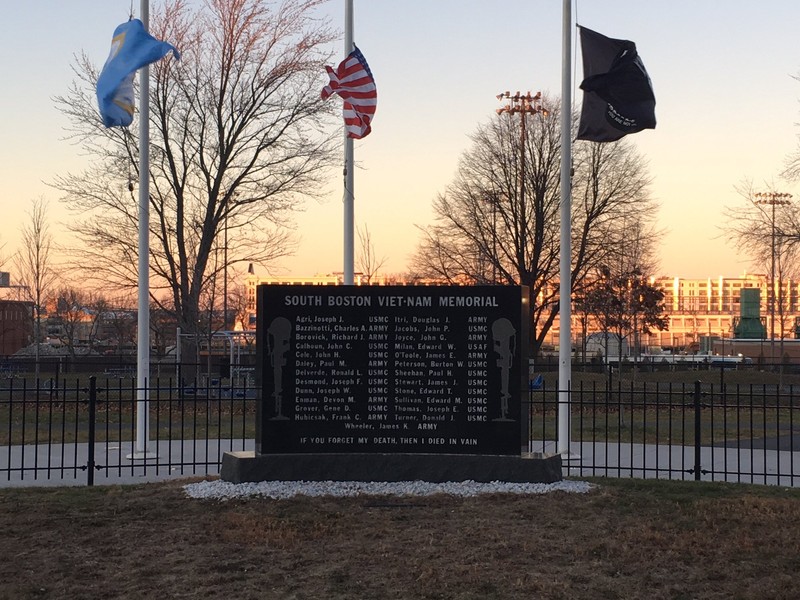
xmin=343 ymin=0 xmax=355 ymax=285
xmin=131 ymin=0 xmax=154 ymax=459
xmin=557 ymin=0 xmax=572 ymax=457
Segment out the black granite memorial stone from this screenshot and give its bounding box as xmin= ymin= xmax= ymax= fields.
xmin=255 ymin=285 xmax=529 ymax=456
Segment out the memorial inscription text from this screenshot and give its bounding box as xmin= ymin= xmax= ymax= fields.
xmin=257 ymin=286 xmax=527 ymax=455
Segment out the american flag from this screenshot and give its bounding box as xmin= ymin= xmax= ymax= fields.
xmin=321 ymin=46 xmax=377 ymax=139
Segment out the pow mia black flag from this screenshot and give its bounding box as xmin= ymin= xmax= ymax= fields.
xmin=577 ymin=26 xmax=656 ymax=143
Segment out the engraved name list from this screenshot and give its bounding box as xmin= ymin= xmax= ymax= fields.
xmin=257 ymin=285 xmax=528 ymax=455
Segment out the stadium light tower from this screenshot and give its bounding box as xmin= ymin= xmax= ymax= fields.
xmin=494 ymin=91 xmax=548 ymax=284
xmin=496 ymin=92 xmax=548 ymax=220
xmin=753 ymin=191 xmax=792 ymax=365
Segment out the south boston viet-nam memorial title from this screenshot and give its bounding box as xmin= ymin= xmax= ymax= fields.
xmin=256 ymin=285 xmax=529 ymax=456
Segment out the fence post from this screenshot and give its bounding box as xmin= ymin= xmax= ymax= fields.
xmin=87 ymin=376 xmax=97 ymax=487
xmin=693 ymin=380 xmax=701 ymax=481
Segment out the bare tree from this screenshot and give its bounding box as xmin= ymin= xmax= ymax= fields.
xmin=149 ymin=303 xmax=177 ymax=368
xmin=13 ymin=198 xmax=58 ymax=376
xmin=83 ymin=292 xmax=116 ymax=353
xmin=573 ymin=217 xmax=662 ymax=363
xmin=724 ymin=182 xmax=791 ymax=266
xmin=52 ymin=287 xmax=90 ymax=360
xmin=411 ymin=97 xmax=656 ymax=356
xmin=104 ymin=296 xmax=138 ymax=356
xmin=227 ymin=280 xmax=251 ymax=331
xmin=53 ymin=0 xmax=337 ymax=357
xmin=357 ymin=224 xmax=388 ymax=283
xmin=583 ymin=267 xmax=667 ymax=358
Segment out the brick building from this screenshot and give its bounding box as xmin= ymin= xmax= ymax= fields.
xmin=0 ymin=299 xmax=34 ymax=356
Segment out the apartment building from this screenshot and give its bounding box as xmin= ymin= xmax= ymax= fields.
xmin=644 ymin=273 xmax=799 ymax=348
xmin=543 ymin=273 xmax=799 ymax=351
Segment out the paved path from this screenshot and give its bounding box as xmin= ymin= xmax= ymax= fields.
xmin=532 ymin=439 xmax=800 ymax=486
xmin=2 ymin=438 xmax=798 ymax=488
xmin=0 ymin=439 xmax=254 ymax=488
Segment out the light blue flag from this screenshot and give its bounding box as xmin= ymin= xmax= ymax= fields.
xmin=96 ymin=19 xmax=179 ymax=128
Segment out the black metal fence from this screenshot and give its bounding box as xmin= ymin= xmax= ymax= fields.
xmin=529 ymin=379 xmax=800 ymax=486
xmin=0 ymin=375 xmax=255 ymax=486
xmin=2 ymin=371 xmax=800 ymax=487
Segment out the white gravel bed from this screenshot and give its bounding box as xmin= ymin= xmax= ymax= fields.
xmin=183 ymin=479 xmax=594 ymax=500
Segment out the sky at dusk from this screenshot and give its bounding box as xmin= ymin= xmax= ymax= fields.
xmin=1 ymin=1 xmax=799 ymax=281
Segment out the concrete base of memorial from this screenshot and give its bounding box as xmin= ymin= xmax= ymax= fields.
xmin=220 ymin=451 xmax=562 ymax=484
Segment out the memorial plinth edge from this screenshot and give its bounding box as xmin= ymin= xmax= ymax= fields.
xmin=220 ymin=451 xmax=562 ymax=484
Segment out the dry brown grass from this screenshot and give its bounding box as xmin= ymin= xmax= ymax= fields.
xmin=1 ymin=477 xmax=800 ymax=599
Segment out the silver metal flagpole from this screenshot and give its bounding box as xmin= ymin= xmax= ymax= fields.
xmin=343 ymin=0 xmax=355 ymax=285
xmin=131 ymin=0 xmax=154 ymax=459
xmin=557 ymin=0 xmax=572 ymax=457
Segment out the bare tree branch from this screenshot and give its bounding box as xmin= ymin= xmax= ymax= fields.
xmin=52 ymin=0 xmax=338 ymax=340
xmin=12 ymin=198 xmax=59 ymax=376
xmin=411 ymin=97 xmax=657 ymax=356
xmin=356 ymin=224 xmax=388 ymax=283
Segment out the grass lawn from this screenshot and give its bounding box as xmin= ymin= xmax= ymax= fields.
xmin=1 ymin=476 xmax=799 ymax=599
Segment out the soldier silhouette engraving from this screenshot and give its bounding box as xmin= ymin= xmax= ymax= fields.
xmin=491 ymin=318 xmax=516 ymax=421
xmin=267 ymin=317 xmax=291 ymax=419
